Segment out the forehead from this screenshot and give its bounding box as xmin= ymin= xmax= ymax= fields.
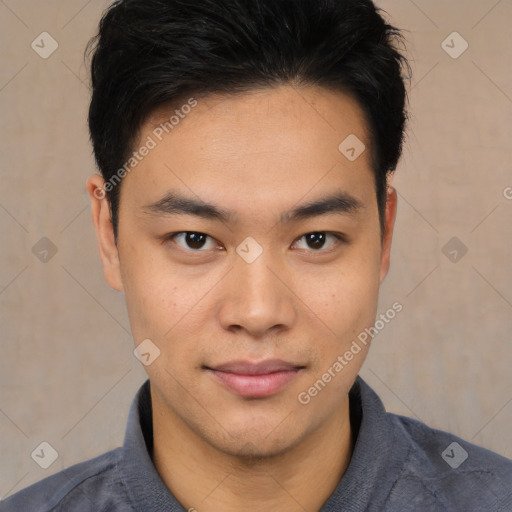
xmin=145 ymin=85 xmax=371 ymax=154
xmin=124 ymin=85 xmax=375 ymax=212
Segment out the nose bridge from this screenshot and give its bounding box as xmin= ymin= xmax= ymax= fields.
xmin=237 ymin=248 xmax=279 ymax=299
xmin=217 ymin=243 xmax=296 ymax=335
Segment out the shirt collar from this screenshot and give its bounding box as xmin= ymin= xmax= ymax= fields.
xmin=319 ymin=376 xmax=405 ymax=511
xmin=119 ymin=376 xmax=405 ymax=512
xmin=119 ymin=380 xmax=185 ymax=511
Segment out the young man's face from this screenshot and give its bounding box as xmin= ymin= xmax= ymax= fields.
xmin=88 ymin=85 xmax=396 ymax=458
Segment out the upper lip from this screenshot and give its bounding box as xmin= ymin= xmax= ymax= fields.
xmin=206 ymin=359 xmax=305 ymax=375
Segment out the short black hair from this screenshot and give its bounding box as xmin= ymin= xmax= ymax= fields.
xmin=86 ymin=0 xmax=411 ymax=242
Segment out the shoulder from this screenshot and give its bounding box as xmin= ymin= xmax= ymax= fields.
xmin=387 ymin=413 xmax=512 ymax=510
xmin=0 ymin=447 xmax=133 ymax=512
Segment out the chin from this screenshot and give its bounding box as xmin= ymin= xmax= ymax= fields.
xmin=207 ymin=425 xmax=303 ymax=462
xmin=219 ymin=440 xmax=291 ymax=462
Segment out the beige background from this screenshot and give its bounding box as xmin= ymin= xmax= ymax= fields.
xmin=1 ymin=0 xmax=511 ymax=500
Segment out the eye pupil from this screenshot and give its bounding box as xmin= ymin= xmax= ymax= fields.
xmin=186 ymin=232 xmax=206 ymax=249
xmin=306 ymin=232 xmax=326 ymax=250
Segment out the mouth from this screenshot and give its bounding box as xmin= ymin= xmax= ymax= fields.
xmin=203 ymin=359 xmax=306 ymax=399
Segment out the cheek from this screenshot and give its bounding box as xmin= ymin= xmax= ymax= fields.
xmin=301 ymin=245 xmax=381 ymax=335
xmin=119 ymin=244 xmax=181 ymax=340
xmin=120 ymin=245 xmax=220 ymax=365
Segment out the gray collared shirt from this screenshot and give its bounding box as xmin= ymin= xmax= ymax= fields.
xmin=2 ymin=377 xmax=511 ymax=511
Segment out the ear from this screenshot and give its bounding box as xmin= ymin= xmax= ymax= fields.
xmin=379 ymin=186 xmax=398 ymax=283
xmin=86 ymin=174 xmax=124 ymax=291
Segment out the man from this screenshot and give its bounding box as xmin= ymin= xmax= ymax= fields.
xmin=2 ymin=0 xmax=511 ymax=510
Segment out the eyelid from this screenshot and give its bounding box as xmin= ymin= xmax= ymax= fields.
xmin=165 ymin=231 xmax=221 ymax=252
xmin=164 ymin=230 xmax=347 ymax=254
xmin=291 ymin=232 xmax=346 ymax=253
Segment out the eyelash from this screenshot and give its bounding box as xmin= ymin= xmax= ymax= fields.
xmin=163 ymin=231 xmax=347 ymax=255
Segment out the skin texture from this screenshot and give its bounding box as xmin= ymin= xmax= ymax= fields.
xmin=86 ymin=85 xmax=397 ymax=512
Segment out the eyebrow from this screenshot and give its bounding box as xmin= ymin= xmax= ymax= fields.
xmin=141 ymin=190 xmax=364 ymax=224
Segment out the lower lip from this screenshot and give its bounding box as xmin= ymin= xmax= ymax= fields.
xmin=207 ymin=369 xmax=301 ymax=398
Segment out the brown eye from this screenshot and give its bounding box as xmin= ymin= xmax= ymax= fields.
xmin=305 ymin=232 xmax=327 ymax=250
xmin=293 ymin=232 xmax=344 ymax=252
xmin=169 ymin=232 xmax=217 ymax=251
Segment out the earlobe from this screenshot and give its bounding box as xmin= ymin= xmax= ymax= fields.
xmin=85 ymin=174 xmax=124 ymax=291
xmin=379 ymin=186 xmax=398 ymax=283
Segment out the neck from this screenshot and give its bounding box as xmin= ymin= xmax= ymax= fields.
xmin=151 ymin=392 xmax=354 ymax=512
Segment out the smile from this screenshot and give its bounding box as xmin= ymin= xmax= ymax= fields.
xmin=204 ymin=359 xmax=305 ymax=398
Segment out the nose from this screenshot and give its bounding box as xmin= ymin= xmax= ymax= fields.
xmin=217 ymin=249 xmax=297 ymax=338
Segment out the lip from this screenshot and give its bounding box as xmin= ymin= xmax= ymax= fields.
xmin=205 ymin=359 xmax=305 ymax=398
